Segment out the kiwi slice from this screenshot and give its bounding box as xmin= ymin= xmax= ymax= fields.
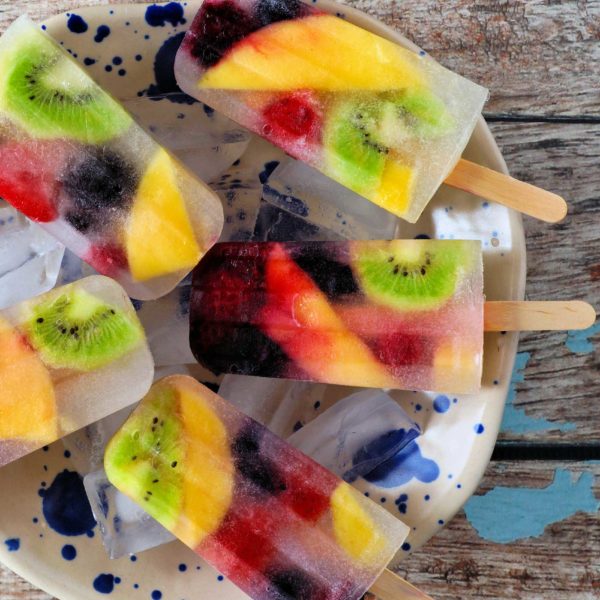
xmin=323 ymin=99 xmax=388 ymax=195
xmin=394 ymin=88 xmax=454 ymax=138
xmin=0 ymin=23 xmax=131 ymax=143
xmin=353 ymin=240 xmax=473 ymax=311
xmin=323 ymin=90 xmax=452 ymax=188
xmin=27 ymin=288 xmax=143 ymax=371
xmin=104 ymin=386 xmax=185 ymax=532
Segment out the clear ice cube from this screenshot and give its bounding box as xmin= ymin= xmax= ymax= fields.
xmin=0 ymin=203 xmax=64 ymax=309
xmin=84 ymin=469 xmax=176 ymax=559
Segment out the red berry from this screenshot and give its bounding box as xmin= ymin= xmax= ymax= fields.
xmin=262 ymin=92 xmax=322 ymax=159
xmin=85 ymin=244 xmax=128 ymax=277
xmin=0 ymin=141 xmax=68 ymax=222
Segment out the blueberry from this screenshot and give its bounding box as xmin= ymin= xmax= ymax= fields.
xmin=191 ymin=1 xmax=258 ymax=68
xmin=65 ymin=149 xmax=136 ymax=209
xmin=232 ymin=422 xmax=286 ymax=494
xmin=266 ymin=568 xmax=324 ymax=599
xmin=294 ymin=246 xmax=359 ymax=299
xmin=255 ymin=0 xmax=309 ymax=26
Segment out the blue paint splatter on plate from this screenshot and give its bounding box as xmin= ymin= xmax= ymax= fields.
xmin=145 ymin=3 xmax=186 ymax=28
xmin=433 ymin=395 xmax=450 ymax=413
xmin=94 ymin=25 xmax=111 ymax=43
xmin=143 ymin=32 xmax=196 ymax=104
xmin=41 ymin=470 xmax=96 ymax=536
xmin=4 ymin=538 xmax=19 ymax=552
xmin=67 ymin=14 xmax=88 ymax=34
xmin=61 ymin=544 xmax=77 ymax=560
xmin=93 ymin=573 xmax=115 ymax=594
xmin=364 ymin=440 xmax=440 ymax=488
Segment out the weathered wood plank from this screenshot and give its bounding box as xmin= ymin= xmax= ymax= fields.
xmin=342 ymin=0 xmax=600 ymax=117
xmin=488 ymin=121 xmax=600 ymax=442
xmin=400 ymin=461 xmax=600 ymax=599
xmin=0 ymin=564 xmax=52 ymax=599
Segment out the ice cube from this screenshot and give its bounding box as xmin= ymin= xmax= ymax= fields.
xmin=0 ymin=203 xmax=64 ymax=309
xmin=123 ymin=96 xmax=250 ymax=182
xmin=262 ymin=158 xmax=399 ymax=240
xmin=288 ymin=389 xmax=421 ymax=482
xmin=84 ymin=469 xmax=176 ymax=559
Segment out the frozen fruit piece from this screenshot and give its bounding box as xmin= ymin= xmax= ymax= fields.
xmin=198 ymin=15 xmax=425 ymax=91
xmin=85 ymin=244 xmax=128 ymax=278
xmin=232 ymin=422 xmax=286 ymax=494
xmin=0 ymin=140 xmax=68 ymax=222
xmin=26 ymin=287 xmax=143 ymax=371
xmin=330 ymin=483 xmax=386 ymax=566
xmin=254 ymin=0 xmax=309 ymax=26
xmin=0 ymin=316 xmax=57 ymax=442
xmin=125 ymin=149 xmax=201 ymax=281
xmin=105 ymin=376 xmax=234 ymax=549
xmin=62 ymin=148 xmax=137 ymax=233
xmin=175 ymin=378 xmax=234 ymax=547
xmin=0 ymin=20 xmax=131 ymax=143
xmin=259 ymin=244 xmax=396 ymax=387
xmin=185 ymin=0 xmax=259 ymax=69
xmin=352 ymin=239 xmax=473 ymax=311
xmin=262 ymin=91 xmax=322 ymax=158
xmin=190 ymin=244 xmax=291 ymax=377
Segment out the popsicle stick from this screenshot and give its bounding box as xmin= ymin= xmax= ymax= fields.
xmin=484 ymin=301 xmax=596 ymax=332
xmin=371 ymin=569 xmax=433 ymax=599
xmin=445 ymin=158 xmax=568 ymax=223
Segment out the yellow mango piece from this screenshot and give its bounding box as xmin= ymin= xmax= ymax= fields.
xmin=199 ymin=15 xmax=425 ymax=91
xmin=373 ymin=159 xmax=415 ymax=217
xmin=126 ymin=149 xmax=201 ymax=281
xmin=433 ymin=339 xmax=481 ymax=393
xmin=0 ymin=316 xmax=57 ymax=442
xmin=330 ymin=483 xmax=386 ymax=565
xmin=174 ymin=377 xmax=234 ymax=548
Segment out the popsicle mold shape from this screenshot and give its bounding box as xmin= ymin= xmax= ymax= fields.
xmin=175 ymin=0 xmax=488 ymax=223
xmin=0 ymin=17 xmax=223 ymax=300
xmin=0 ymin=276 xmax=153 ymax=467
xmin=190 ymin=240 xmax=484 ymax=393
xmin=105 ymin=375 xmax=409 ymax=600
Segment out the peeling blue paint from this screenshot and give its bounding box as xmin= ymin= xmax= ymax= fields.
xmin=566 ymin=320 xmax=600 ymax=354
xmin=501 ymin=352 xmax=576 ymax=434
xmin=464 ymin=469 xmax=599 ymax=543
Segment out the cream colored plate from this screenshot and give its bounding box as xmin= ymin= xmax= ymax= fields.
xmin=0 ymin=1 xmax=525 ymax=598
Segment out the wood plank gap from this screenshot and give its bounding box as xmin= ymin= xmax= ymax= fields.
xmin=492 ymin=442 xmax=600 ymax=461
xmin=484 ymin=113 xmax=600 ymax=125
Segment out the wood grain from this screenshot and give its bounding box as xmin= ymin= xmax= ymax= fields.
xmin=343 ymin=0 xmax=600 ymax=117
xmin=401 ymin=461 xmax=600 ymax=599
xmin=0 ymin=0 xmax=598 ymax=598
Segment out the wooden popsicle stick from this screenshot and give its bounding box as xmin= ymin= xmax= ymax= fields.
xmin=370 ymin=569 xmax=433 ymax=599
xmin=444 ymin=158 xmax=568 ymax=223
xmin=484 ymin=301 xmax=596 ymax=332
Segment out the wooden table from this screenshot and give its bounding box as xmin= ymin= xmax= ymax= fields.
xmin=1 ymin=0 xmax=598 ymax=598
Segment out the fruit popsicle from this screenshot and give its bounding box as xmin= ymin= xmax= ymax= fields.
xmin=0 ymin=276 xmax=153 ymax=468
xmin=189 ymin=240 xmax=483 ymax=393
xmin=174 ymin=0 xmax=488 ymax=223
xmin=105 ymin=375 xmax=409 ymax=600
xmin=0 ymin=17 xmax=223 ymax=300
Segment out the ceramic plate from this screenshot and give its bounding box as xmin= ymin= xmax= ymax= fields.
xmin=0 ymin=1 xmax=526 ymax=598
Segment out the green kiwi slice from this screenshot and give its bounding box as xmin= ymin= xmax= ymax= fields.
xmin=323 ymin=89 xmax=453 ymax=183
xmin=104 ymin=386 xmax=185 ymax=531
xmin=27 ymin=288 xmax=143 ymax=371
xmin=353 ymin=240 xmax=473 ymax=311
xmin=0 ymin=23 xmax=131 ymax=143
xmin=322 ymin=99 xmax=388 ymax=195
